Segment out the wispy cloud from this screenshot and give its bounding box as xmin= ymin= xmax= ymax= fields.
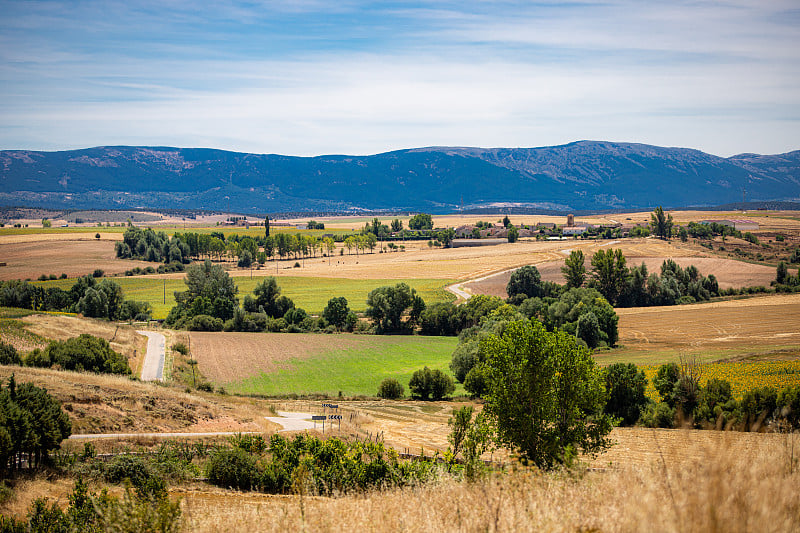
xmin=0 ymin=1 xmax=798 ymax=156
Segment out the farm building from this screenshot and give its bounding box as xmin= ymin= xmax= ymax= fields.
xmin=701 ymin=219 xmax=759 ymax=231
xmin=562 ymin=226 xmax=588 ymax=235
xmin=451 ymin=238 xmax=507 ymax=247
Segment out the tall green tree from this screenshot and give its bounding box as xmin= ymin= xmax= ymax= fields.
xmin=507 ymin=226 xmax=519 ymax=243
xmin=365 ymin=283 xmax=421 ymax=333
xmin=167 ymin=260 xmax=238 ymax=324
xmin=506 ymin=265 xmax=544 ymax=299
xmin=649 ymin=206 xmax=674 ymax=240
xmin=604 ymin=363 xmax=648 ymax=426
xmin=776 ymin=261 xmax=788 ymax=284
xmin=561 ymin=250 xmax=586 ymax=288
xmin=590 ymin=248 xmax=628 ymax=305
xmin=322 ymin=297 xmax=352 ymax=330
xmin=480 ymin=319 xmax=613 ymax=468
xmin=264 ymin=216 xmax=270 ymax=238
xmin=408 ymin=213 xmax=433 ymax=230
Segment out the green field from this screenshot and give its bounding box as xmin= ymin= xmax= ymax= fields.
xmin=226 ymin=335 xmax=461 ymax=397
xmin=34 ymin=276 xmax=455 ymax=319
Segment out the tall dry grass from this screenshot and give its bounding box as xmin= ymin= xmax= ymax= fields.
xmin=181 ymin=432 xmax=800 ymax=533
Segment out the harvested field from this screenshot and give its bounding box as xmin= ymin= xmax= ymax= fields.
xmin=604 ymin=293 xmax=800 ymax=364
xmin=189 ymin=332 xmax=459 ymax=397
xmin=467 ymin=255 xmax=779 ymax=297
xmin=0 ymin=235 xmax=149 ymax=281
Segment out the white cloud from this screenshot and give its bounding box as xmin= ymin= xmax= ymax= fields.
xmin=0 ymin=1 xmax=798 ymax=156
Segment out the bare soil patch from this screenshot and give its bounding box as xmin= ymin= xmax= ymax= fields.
xmin=189 ymin=332 xmax=380 ymax=383
xmin=0 ymin=236 xmax=150 ymax=281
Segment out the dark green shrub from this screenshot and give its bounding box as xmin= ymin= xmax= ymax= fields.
xmin=777 ymin=385 xmax=800 ymax=428
xmin=653 ymin=363 xmax=680 ymax=405
xmin=576 ymin=311 xmax=601 ymax=349
xmin=463 ymin=365 xmax=487 ymax=398
xmin=409 ymin=366 xmax=454 ymax=400
xmin=377 ymin=378 xmax=404 ymax=399
xmin=604 ymin=363 xmax=648 ymax=425
xmin=206 ymin=447 xmax=260 ymax=491
xmin=641 ymin=402 xmax=675 ymax=428
xmin=0 ymin=342 xmax=21 ymax=365
xmin=104 ymin=455 xmax=154 ymax=486
xmin=32 ymin=334 xmax=130 ymax=374
xmin=187 ymin=315 xmax=224 ymax=331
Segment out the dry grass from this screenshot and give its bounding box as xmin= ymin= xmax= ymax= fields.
xmin=0 ymin=236 xmax=152 ymax=281
xmin=0 ymin=365 xmax=277 ymax=435
xmin=179 ymin=428 xmax=800 ymax=533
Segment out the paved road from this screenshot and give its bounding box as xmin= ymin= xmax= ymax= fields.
xmin=69 ymin=431 xmax=260 ymax=440
xmin=137 ymin=330 xmax=165 ymax=381
xmin=265 ymin=411 xmax=317 ymax=432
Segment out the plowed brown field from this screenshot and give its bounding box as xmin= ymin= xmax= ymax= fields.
xmin=0 ymin=235 xmax=150 ymax=280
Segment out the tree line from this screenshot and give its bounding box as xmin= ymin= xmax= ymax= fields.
xmin=0 ymin=276 xmax=151 ymax=321
xmin=561 ymin=248 xmax=721 ymax=307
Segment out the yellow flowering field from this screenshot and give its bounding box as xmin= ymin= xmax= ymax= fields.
xmin=639 ymin=360 xmax=800 ymax=400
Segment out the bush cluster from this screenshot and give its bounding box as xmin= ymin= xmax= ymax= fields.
xmin=409 ymin=367 xmax=455 ymax=401
xmin=205 ymin=434 xmax=435 ymax=495
xmin=25 ymin=334 xmax=130 ymax=375
xmin=0 ymin=478 xmax=181 ymax=533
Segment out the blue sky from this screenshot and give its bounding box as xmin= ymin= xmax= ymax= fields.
xmin=1 ymin=0 xmax=798 ymax=156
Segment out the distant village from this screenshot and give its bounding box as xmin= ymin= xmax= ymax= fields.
xmin=220 ymin=213 xmax=760 ymax=248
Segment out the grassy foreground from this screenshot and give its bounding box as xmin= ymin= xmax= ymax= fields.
xmin=226 ymin=335 xmax=460 ymax=397
xmin=34 ymin=276 xmax=455 ymax=319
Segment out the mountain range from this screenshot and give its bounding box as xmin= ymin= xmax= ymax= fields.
xmin=1 ymin=141 xmax=798 ymax=213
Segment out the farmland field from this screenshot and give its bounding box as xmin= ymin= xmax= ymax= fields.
xmin=604 ymin=293 xmax=800 ymax=365
xmin=467 ymin=255 xmax=780 ymax=297
xmin=189 ymin=332 xmax=460 ymax=397
xmin=639 ymin=360 xmax=800 ymax=400
xmin=32 ymin=275 xmax=455 ymax=319
xmin=0 ymin=235 xmax=154 ymax=281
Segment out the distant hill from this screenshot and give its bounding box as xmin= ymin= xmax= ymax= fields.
xmin=1 ymin=141 xmax=798 ymax=213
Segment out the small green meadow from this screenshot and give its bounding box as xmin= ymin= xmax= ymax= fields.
xmin=226 ymin=335 xmax=461 ymax=397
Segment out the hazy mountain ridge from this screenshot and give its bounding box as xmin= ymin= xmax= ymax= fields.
xmin=1 ymin=142 xmax=798 ymax=213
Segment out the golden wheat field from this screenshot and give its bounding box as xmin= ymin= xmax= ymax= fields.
xmin=606 ymin=293 xmax=800 ymax=364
